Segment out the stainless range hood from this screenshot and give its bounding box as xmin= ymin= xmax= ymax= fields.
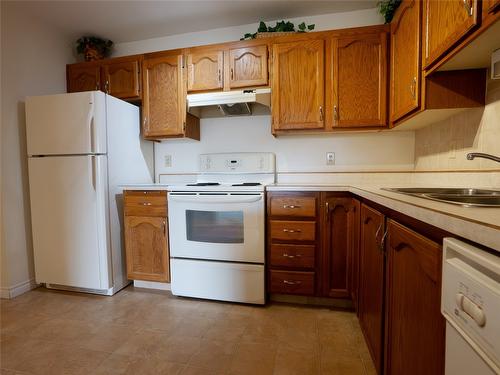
xmin=187 ymin=88 xmax=271 ymax=118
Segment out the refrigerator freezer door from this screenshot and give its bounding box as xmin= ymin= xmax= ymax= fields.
xmin=28 ymin=155 xmax=111 ymax=289
xmin=25 ymin=91 xmax=106 ymax=156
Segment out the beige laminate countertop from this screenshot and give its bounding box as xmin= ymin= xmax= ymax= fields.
xmin=266 ymin=184 xmax=500 ymax=252
xmin=120 ymin=183 xmax=500 ymax=251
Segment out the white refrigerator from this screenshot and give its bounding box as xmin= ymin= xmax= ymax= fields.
xmin=25 ymin=91 xmax=154 ymax=295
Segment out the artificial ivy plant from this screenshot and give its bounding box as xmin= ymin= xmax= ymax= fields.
xmin=378 ymin=0 xmax=402 ymax=23
xmin=241 ymin=20 xmax=315 ymax=40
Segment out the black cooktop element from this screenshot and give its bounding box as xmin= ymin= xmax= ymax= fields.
xmin=186 ymin=182 xmax=221 ymax=186
xmin=231 ymin=183 xmax=262 ymax=186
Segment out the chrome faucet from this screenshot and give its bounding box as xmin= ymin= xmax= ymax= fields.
xmin=466 ymin=152 xmax=500 ymax=163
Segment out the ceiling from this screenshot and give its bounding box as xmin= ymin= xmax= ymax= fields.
xmin=10 ymin=1 xmax=378 ymax=43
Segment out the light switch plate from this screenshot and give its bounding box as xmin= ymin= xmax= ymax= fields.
xmin=326 ymin=152 xmax=335 ymax=165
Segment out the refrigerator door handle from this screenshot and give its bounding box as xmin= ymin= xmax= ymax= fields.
xmin=88 ymin=101 xmax=95 ymax=153
xmin=91 ymin=156 xmax=97 ymax=190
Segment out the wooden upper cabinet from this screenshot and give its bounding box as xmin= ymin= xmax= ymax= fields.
xmin=272 ymin=39 xmax=325 ymax=131
xmin=321 ymin=196 xmax=360 ymax=300
xmin=67 ymin=63 xmax=101 ymax=93
xmin=332 ymin=32 xmax=388 ymax=128
xmin=390 ymin=0 xmax=422 ymax=123
xmin=187 ymin=50 xmax=224 ymax=92
xmin=102 ymin=56 xmax=141 ymax=100
xmin=385 ymin=220 xmax=445 ymax=375
xmin=423 ymin=0 xmax=479 ymax=68
xmin=358 ymin=204 xmax=385 ymax=375
xmin=228 ymin=45 xmax=268 ymax=89
xmin=142 ymin=54 xmax=186 ymax=138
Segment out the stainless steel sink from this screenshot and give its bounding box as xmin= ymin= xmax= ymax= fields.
xmin=423 ymin=194 xmax=500 ymax=207
xmin=382 ymin=187 xmax=500 ymax=207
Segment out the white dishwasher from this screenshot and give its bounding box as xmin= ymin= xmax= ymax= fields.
xmin=442 ymin=238 xmax=500 ymax=375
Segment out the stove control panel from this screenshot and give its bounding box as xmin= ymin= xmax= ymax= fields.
xmin=199 ymin=153 xmax=276 ymax=174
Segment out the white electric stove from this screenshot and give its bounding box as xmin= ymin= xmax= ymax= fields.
xmin=167 ymin=152 xmax=275 ymax=305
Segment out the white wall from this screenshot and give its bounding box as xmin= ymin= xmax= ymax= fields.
xmin=154 ymin=116 xmax=415 ymax=178
xmin=113 ymin=8 xmax=415 ymax=179
xmin=113 ymin=8 xmax=385 ymax=56
xmin=1 ymin=2 xmax=74 ymax=297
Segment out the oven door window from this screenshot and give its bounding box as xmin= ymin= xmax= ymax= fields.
xmin=186 ymin=210 xmax=244 ymax=244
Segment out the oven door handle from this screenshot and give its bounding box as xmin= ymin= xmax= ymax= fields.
xmin=168 ymin=194 xmax=263 ymax=204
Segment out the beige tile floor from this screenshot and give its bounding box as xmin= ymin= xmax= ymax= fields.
xmin=0 ymin=286 xmax=376 ymax=375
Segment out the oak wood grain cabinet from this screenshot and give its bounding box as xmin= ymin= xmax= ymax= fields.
xmin=124 ymin=190 xmax=170 ymax=282
xmin=67 ymin=55 xmax=142 ymax=100
xmin=227 ymin=45 xmax=268 ymax=89
xmin=321 ymin=195 xmax=360 ymax=300
xmin=186 ymin=49 xmax=224 ymax=92
xmin=267 ymin=192 xmax=320 ymax=296
xmin=101 ymin=56 xmax=142 ymax=100
xmin=358 ymin=203 xmax=386 ymax=375
xmin=390 ymin=0 xmax=422 ymax=123
xmin=271 ymin=39 xmax=325 ymax=132
xmin=67 ymin=62 xmax=101 ymax=93
xmin=142 ymin=52 xmax=200 ymax=140
xmin=423 ymin=0 xmax=479 ymax=69
xmin=331 ymin=32 xmax=388 ymax=128
xmin=384 ymin=219 xmax=445 ymax=375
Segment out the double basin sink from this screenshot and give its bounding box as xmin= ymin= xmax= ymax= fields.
xmin=382 ymin=187 xmax=500 ymax=207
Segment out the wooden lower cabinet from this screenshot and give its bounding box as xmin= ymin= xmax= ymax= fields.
xmin=123 ymin=190 xmax=170 ymax=282
xmin=358 ymin=204 xmax=386 ymax=374
xmin=321 ymin=194 xmax=360 ymax=299
xmin=384 ymin=219 xmax=445 ymax=375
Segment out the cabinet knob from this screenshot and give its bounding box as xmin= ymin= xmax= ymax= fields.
xmin=104 ymin=80 xmax=109 ymax=93
xmin=230 ymin=68 xmax=234 ymax=80
xmin=319 ymin=106 xmax=324 ymax=121
xmin=218 ymin=69 xmax=222 ymax=85
xmin=282 ymin=253 xmax=302 ymax=259
xmin=333 ymin=106 xmax=338 ymax=122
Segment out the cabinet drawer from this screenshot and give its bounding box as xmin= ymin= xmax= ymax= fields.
xmin=269 ymin=270 xmax=315 ymax=295
xmin=270 ymin=220 xmax=316 ymax=241
xmin=124 ymin=191 xmax=167 ymax=217
xmin=269 ymin=244 xmax=315 ymax=269
xmin=270 ymin=196 xmax=316 ymax=217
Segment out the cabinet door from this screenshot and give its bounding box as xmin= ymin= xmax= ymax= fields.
xmin=67 ymin=64 xmax=101 ymax=93
xmin=187 ymin=50 xmax=223 ymax=92
xmin=272 ymin=39 xmax=325 ymax=131
xmin=424 ymin=0 xmax=479 ymax=68
xmin=321 ymin=197 xmax=359 ymax=299
xmin=228 ymin=45 xmax=268 ymax=89
xmin=142 ymin=54 xmax=185 ymax=138
xmin=124 ymin=216 xmax=169 ymax=282
xmin=102 ymin=57 xmax=141 ymax=100
xmin=358 ymin=204 xmax=385 ymax=375
xmin=332 ymin=32 xmax=387 ymax=128
xmin=385 ymin=220 xmax=445 ymax=375
xmin=390 ymin=0 xmax=422 ymax=123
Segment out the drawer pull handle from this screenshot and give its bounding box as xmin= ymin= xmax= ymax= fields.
xmin=283 ymin=280 xmax=302 ymax=285
xmin=283 ymin=229 xmax=301 ymax=233
xmin=139 ymin=202 xmax=152 ymax=206
xmin=282 ymin=253 xmax=302 ymax=259
xmin=283 ymin=204 xmax=301 ymax=209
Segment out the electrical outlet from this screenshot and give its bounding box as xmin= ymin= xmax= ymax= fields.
xmin=449 ymin=141 xmax=457 ymax=159
xmin=164 ymin=154 xmax=172 ymax=167
xmin=326 ymin=152 xmax=335 ymax=165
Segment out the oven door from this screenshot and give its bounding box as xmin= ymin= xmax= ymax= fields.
xmin=168 ymin=192 xmax=264 ymax=263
